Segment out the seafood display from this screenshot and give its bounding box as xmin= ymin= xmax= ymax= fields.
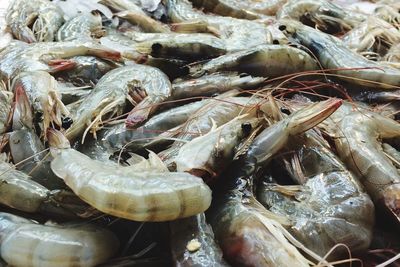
xmin=1 ymin=0 xmax=400 ymax=266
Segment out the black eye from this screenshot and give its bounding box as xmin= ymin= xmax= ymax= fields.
xmin=241 ymin=123 xmax=252 ymax=136
xmin=280 ymin=108 xmax=291 ymax=115
xmin=62 ymin=117 xmax=73 ymax=129
xmin=151 ymin=43 xmax=162 ymax=53
xmin=272 ymin=39 xmax=280 ymax=45
xmin=278 ymin=25 xmax=287 ymax=31
xmin=160 ymin=14 xmax=167 ymax=23
xmin=239 ymin=73 xmax=249 ymax=78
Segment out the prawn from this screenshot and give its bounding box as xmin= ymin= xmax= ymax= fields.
xmin=190 ymin=44 xmax=318 ymax=77
xmin=6 ymin=0 xmax=64 ymax=42
xmin=129 ymin=32 xmax=227 ymax=61
xmin=104 ymin=99 xmax=209 ymax=152
xmin=0 ymin=153 xmax=93 ymax=219
xmin=11 ymin=71 xmax=69 ymax=135
xmin=175 ymin=115 xmax=260 ymax=183
xmin=0 ymin=40 xmax=121 ymax=82
xmin=0 ymin=212 xmax=119 ymax=267
xmin=48 ymin=129 xmax=212 ymax=222
xmin=66 ymin=65 xmax=171 ymax=141
xmin=100 ymin=0 xmax=171 ymax=33
xmin=165 ymin=0 xmax=273 ymax=51
xmin=321 ymin=102 xmax=400 ymax=226
xmin=171 ymin=72 xmax=265 ymax=100
xmin=342 ymin=17 xmax=400 ymax=58
xmin=258 ymin=129 xmax=374 ymax=257
xmin=56 ymin=10 xmax=105 ymax=42
xmin=192 ymin=0 xmax=288 ymax=17
xmin=277 ymin=0 xmax=366 ymax=33
xmin=9 ymin=87 xmax=66 ymax=189
xmin=208 ymin=99 xmax=341 ymax=266
xmin=280 ymin=19 xmax=400 ymax=89
xmin=158 ymin=96 xmax=262 ymax=168
xmin=189 ymin=0 xmax=261 ymax=20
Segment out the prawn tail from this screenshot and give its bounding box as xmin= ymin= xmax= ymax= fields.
xmin=44 ymin=91 xmax=70 ymax=136
xmin=126 ymin=151 xmax=169 ymax=172
xmin=12 ymin=83 xmax=33 ymax=130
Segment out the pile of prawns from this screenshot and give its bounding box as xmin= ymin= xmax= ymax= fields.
xmin=0 ymin=0 xmax=400 ymax=266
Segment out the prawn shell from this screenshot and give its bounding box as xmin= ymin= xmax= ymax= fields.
xmin=0 ymin=173 xmax=48 ymax=213
xmin=0 ymin=161 xmax=50 ymax=213
xmin=50 ymin=150 xmax=212 ymax=221
xmin=1 ymin=224 xmax=118 ymax=267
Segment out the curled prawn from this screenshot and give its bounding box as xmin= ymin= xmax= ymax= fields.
xmin=342 ymin=17 xmax=400 ymax=58
xmin=66 ymin=65 xmax=171 ymax=141
xmin=6 ymin=0 xmax=64 ymax=42
xmin=56 ymin=10 xmax=105 ymax=42
xmin=321 ymin=103 xmax=400 ymax=226
xmin=48 ymin=129 xmax=212 ymax=222
xmin=258 ymin=129 xmax=374 ymax=257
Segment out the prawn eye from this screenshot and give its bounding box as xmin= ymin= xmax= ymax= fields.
xmin=272 ymin=39 xmax=280 ymax=45
xmin=280 ymin=108 xmax=291 ymax=115
xmin=160 ymin=14 xmax=168 ymax=23
xmin=241 ymin=123 xmax=252 ymax=136
xmin=151 ymin=43 xmax=163 ymax=54
xmin=62 ymin=117 xmax=73 ymax=129
xmin=278 ymin=25 xmax=287 ymax=31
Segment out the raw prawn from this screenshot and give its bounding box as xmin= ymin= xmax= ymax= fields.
xmin=6 ymin=0 xmax=64 ymax=42
xmin=48 ymin=129 xmax=212 ymax=222
xmin=0 ymin=212 xmax=119 ymax=267
xmin=258 ymin=129 xmax=374 ymax=257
